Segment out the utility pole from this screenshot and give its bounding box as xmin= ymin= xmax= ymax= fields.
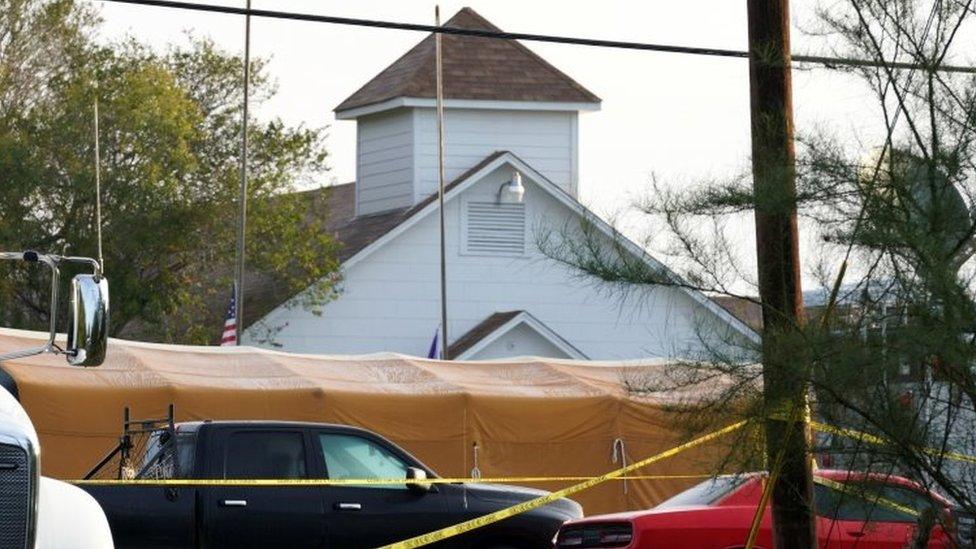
xmin=747 ymin=0 xmax=816 ymax=547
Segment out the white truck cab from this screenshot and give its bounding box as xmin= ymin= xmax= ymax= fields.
xmin=0 ymin=387 xmax=114 ymax=548
xmin=0 ymin=251 xmax=114 ymax=548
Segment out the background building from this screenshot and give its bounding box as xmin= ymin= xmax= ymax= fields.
xmin=244 ymin=8 xmax=757 ymax=360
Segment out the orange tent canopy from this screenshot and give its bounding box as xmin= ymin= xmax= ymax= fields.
xmin=0 ymin=328 xmax=743 ymax=515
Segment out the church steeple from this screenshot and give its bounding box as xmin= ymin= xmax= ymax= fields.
xmin=335 ymin=7 xmax=600 ymax=216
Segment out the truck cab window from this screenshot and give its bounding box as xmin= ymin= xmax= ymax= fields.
xmin=319 ymin=434 xmax=409 ymax=489
xmin=137 ymin=430 xmax=197 ymax=480
xmin=224 ymin=431 xmax=306 ymax=479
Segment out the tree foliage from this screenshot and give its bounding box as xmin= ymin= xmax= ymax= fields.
xmin=0 ymin=0 xmax=340 ymax=343
xmin=542 ymin=0 xmax=976 ymax=524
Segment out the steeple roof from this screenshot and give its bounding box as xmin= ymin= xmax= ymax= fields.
xmin=334 ymin=7 xmax=600 ymax=114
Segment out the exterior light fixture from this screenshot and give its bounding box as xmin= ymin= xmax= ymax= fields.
xmin=498 ymin=171 xmax=525 ymax=204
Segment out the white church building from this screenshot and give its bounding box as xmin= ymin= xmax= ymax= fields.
xmin=243 ymin=8 xmax=757 ymax=360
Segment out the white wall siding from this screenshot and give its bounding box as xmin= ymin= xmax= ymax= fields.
xmin=413 ymin=108 xmax=577 ymax=201
xmin=248 ymin=165 xmax=748 ymax=360
xmin=357 ymin=107 xmax=579 ymax=215
xmin=356 ymin=109 xmax=415 ymax=216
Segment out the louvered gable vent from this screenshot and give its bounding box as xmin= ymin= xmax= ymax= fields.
xmin=462 ymin=201 xmax=526 ymax=256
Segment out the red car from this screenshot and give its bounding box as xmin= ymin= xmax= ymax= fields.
xmin=555 ymin=470 xmax=959 ymax=548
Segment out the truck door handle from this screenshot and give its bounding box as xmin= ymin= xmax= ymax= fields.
xmin=847 ymin=531 xmax=865 ymax=538
xmin=334 ymin=502 xmax=362 ymax=511
xmin=219 ymin=499 xmax=247 ymax=507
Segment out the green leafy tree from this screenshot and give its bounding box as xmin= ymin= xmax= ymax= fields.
xmin=0 ymin=0 xmax=340 ymax=343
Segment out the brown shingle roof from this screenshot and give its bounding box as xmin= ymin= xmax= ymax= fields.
xmin=312 ymin=183 xmax=415 ymax=263
xmin=448 ymin=310 xmax=523 ymax=358
xmin=335 ymin=7 xmax=600 ymax=113
xmin=711 ymin=295 xmax=763 ymax=332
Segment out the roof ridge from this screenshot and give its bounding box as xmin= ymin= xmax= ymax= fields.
xmin=446 ymin=8 xmax=598 ymax=102
xmin=450 ymin=7 xmax=502 ymax=32
xmin=376 ymin=8 xmax=502 ymax=103
xmin=334 ymin=7 xmax=599 ymax=114
xmin=335 ymin=37 xmax=434 ymax=113
xmin=448 ymin=7 xmax=597 ymax=102
xmin=501 ymin=34 xmax=601 ymax=102
xmin=336 ymin=7 xmax=491 ymax=113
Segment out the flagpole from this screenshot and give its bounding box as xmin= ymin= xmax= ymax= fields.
xmin=435 ymin=5 xmax=449 ymax=360
xmin=234 ymin=0 xmax=252 ymax=345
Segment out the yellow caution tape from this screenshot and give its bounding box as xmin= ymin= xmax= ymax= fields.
xmin=379 ymin=420 xmax=747 ymax=549
xmin=70 ymin=474 xmax=714 ymax=487
xmin=811 ymin=421 xmax=976 ymax=465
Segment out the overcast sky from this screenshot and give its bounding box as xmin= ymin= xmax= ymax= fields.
xmin=93 ymin=0 xmax=907 ymax=289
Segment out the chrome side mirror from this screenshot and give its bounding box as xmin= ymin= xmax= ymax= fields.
xmin=406 ymin=467 xmax=432 ymax=493
xmin=66 ymin=274 xmax=109 ymax=367
xmin=0 ymin=251 xmax=108 ymax=366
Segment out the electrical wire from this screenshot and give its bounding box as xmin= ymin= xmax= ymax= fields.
xmin=98 ymin=0 xmax=976 ymax=74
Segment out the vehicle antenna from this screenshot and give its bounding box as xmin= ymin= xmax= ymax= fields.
xmin=93 ymin=79 xmax=104 ymax=273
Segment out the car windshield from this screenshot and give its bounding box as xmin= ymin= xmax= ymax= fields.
xmin=861 ymin=481 xmax=938 ymax=515
xmin=814 ymin=480 xmax=937 ymax=524
xmin=656 ymin=475 xmax=750 ymax=509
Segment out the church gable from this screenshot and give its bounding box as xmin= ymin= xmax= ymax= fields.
xmin=246 ymin=152 xmax=758 ymax=359
xmin=449 ymin=310 xmax=588 ymax=360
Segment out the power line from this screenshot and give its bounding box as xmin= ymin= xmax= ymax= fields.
xmin=99 ymin=0 xmax=976 ymax=74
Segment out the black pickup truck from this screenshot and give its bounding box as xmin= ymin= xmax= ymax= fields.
xmin=79 ymin=420 xmax=582 ymax=548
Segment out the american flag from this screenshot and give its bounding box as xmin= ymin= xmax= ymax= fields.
xmin=220 ymin=286 xmax=238 ymax=346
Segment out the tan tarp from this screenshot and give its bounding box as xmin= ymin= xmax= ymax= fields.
xmin=0 ymin=328 xmax=742 ymax=515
